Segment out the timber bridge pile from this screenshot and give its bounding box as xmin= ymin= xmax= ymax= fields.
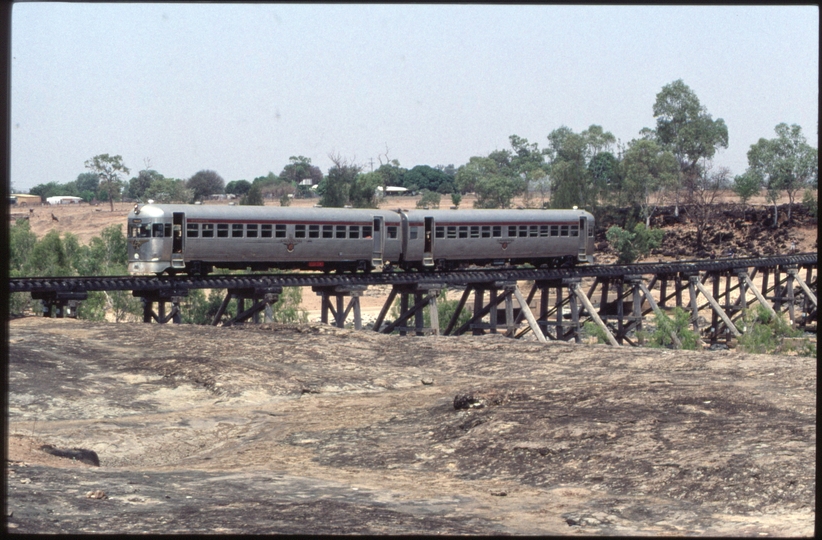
xmin=9 ymin=253 xmax=817 ymax=348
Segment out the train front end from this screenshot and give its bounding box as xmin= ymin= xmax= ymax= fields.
xmin=127 ymin=204 xmax=175 ymax=275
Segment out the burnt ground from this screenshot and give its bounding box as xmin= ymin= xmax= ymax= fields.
xmin=6 ymin=317 xmax=816 ymax=535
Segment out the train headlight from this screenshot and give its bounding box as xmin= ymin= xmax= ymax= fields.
xmin=133 ymin=253 xmax=139 ymax=259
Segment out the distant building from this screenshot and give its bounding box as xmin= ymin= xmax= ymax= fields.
xmin=376 ymin=186 xmax=409 ymax=197
xmin=46 ymin=196 xmax=83 ymax=205
xmin=11 ymin=193 xmax=43 ymax=206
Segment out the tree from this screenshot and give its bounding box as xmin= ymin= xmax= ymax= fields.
xmin=75 ymin=172 xmax=100 ymax=195
xmin=455 ymin=156 xmax=496 ymax=194
xmin=732 ymin=171 xmax=762 ymax=208
xmin=450 ymin=192 xmax=462 ymax=208
xmin=127 ymin=169 xmax=164 ymax=201
xmin=320 ymin=154 xmax=360 ymax=207
xmin=648 ymin=80 xmax=729 ymax=215
xmin=278 ymin=156 xmax=323 ymax=187
xmin=349 ymin=171 xmax=382 ymax=208
xmin=187 ymin=169 xmax=225 ymax=202
xmin=620 ymin=139 xmax=679 ymax=226
xmin=226 ymin=179 xmax=252 ymax=197
xmin=588 ymin=151 xmax=621 ymax=204
xmin=474 ymin=174 xmax=524 ymax=209
xmin=85 ymin=154 xmax=130 ymax=211
xmin=416 ymin=189 xmax=441 ymax=209
xmin=29 ymin=181 xmax=68 ymax=201
xmin=144 ymin=177 xmax=191 ymax=203
xmin=745 ymin=123 xmax=818 ymax=224
xmin=683 ymin=163 xmax=730 ymax=250
xmin=240 ymin=185 xmax=265 ymax=206
xmin=545 ymin=125 xmax=615 ymax=209
xmin=606 ymin=223 xmax=665 ymax=264
xmin=402 ymin=165 xmax=453 ymax=194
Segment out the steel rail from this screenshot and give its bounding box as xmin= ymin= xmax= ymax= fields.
xmin=8 ymin=253 xmax=818 ymax=294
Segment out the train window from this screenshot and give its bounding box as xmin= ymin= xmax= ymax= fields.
xmin=550 ymin=225 xmax=559 ymax=237
xmin=519 ymin=225 xmax=528 ymax=237
xmin=570 ymin=225 xmax=579 ymax=237
xmin=540 ymin=225 xmax=549 ymax=237
xmin=152 ymin=223 xmax=165 ymax=238
xmin=247 ymin=224 xmax=258 ymax=238
xmin=166 ymin=224 xmax=172 ymax=237
xmin=363 ymin=225 xmax=372 ymax=238
xmin=529 ymin=225 xmax=539 ymax=237
xmin=349 ymin=225 xmax=360 ymax=239
xmin=588 ymin=225 xmax=594 ymax=237
xmin=232 ymin=224 xmax=244 ymax=238
xmin=295 ymin=224 xmax=306 ymax=238
xmin=202 ymin=224 xmax=214 ymax=238
xmin=458 ymin=226 xmax=468 ymax=239
xmin=560 ymin=225 xmax=569 ymax=237
xmin=481 ymin=226 xmax=491 ymax=238
xmin=435 ymin=226 xmax=445 ymax=239
xmin=336 ymin=225 xmax=346 ymax=239
xmin=261 ymin=224 xmax=272 ymax=238
xmin=387 ymin=226 xmax=398 ymax=239
xmin=186 ymin=223 xmax=198 ymax=238
xmin=308 ymin=225 xmax=320 ymax=238
xmin=275 ymin=224 xmax=286 ymax=238
xmin=447 ymin=226 xmax=457 ymax=239
xmin=322 ymin=225 xmax=334 ymax=238
xmin=508 ymin=225 xmax=516 ymax=237
xmin=410 ymin=227 xmax=418 ymax=240
xmin=218 ymin=224 xmax=229 ymax=238
xmin=492 ymin=226 xmax=502 ymax=238
xmin=470 ymin=226 xmax=480 ymax=238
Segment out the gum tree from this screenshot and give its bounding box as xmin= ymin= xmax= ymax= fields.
xmin=745 ymin=123 xmax=818 ymax=224
xmin=85 ymin=154 xmax=130 ymax=211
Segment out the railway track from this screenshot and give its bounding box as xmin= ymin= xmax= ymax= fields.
xmin=8 ymin=253 xmax=818 ymax=294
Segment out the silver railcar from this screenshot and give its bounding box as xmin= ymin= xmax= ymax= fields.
xmin=401 ymin=208 xmax=595 ymax=270
xmin=127 ymin=204 xmax=594 ymax=275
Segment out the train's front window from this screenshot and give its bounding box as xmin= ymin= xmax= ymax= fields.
xmin=153 ymin=223 xmax=165 ymax=237
xmin=129 ymin=223 xmax=152 ymax=238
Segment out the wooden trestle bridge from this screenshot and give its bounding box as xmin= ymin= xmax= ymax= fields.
xmin=9 ymin=253 xmax=817 ymax=348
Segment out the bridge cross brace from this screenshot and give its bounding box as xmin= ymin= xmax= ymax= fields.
xmin=133 ymin=289 xmax=189 ymax=324
xmin=312 ymin=285 xmax=367 ymax=330
xmin=210 ymin=287 xmax=283 ymax=326
xmin=374 ymin=283 xmax=444 ymax=336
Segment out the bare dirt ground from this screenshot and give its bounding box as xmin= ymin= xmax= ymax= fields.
xmin=6 ymin=317 xmax=816 ymax=535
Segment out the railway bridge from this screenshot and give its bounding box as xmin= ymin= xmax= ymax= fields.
xmin=9 ymin=253 xmax=817 ymax=348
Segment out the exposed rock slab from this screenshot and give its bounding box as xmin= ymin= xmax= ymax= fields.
xmin=7 ymin=317 xmax=815 ymax=535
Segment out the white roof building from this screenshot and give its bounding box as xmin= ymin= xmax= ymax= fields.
xmin=46 ymin=196 xmax=83 ymax=205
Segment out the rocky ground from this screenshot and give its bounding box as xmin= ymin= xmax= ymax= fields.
xmin=6 ymin=317 xmax=816 ymax=535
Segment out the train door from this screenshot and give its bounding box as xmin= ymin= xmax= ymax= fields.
xmin=423 ymin=216 xmax=434 ymax=267
xmin=371 ymin=216 xmax=384 ymax=267
xmin=578 ymin=216 xmax=588 ymax=262
xmin=171 ymin=212 xmax=185 ymax=268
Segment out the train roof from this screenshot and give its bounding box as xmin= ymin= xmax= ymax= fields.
xmin=403 ymin=208 xmax=594 ymax=220
xmin=128 ymin=204 xmax=594 ymax=222
xmin=129 ymin=204 xmax=402 ymax=220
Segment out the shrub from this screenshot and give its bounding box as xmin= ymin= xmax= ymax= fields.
xmin=605 ymin=223 xmax=664 ymax=264
xmin=416 ymin=189 xmax=441 ymax=209
xmin=737 ymin=305 xmax=811 ymax=355
xmin=646 ymin=307 xmax=700 ymax=350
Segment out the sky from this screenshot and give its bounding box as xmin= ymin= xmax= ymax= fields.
xmin=9 ymin=3 xmax=819 ymax=192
